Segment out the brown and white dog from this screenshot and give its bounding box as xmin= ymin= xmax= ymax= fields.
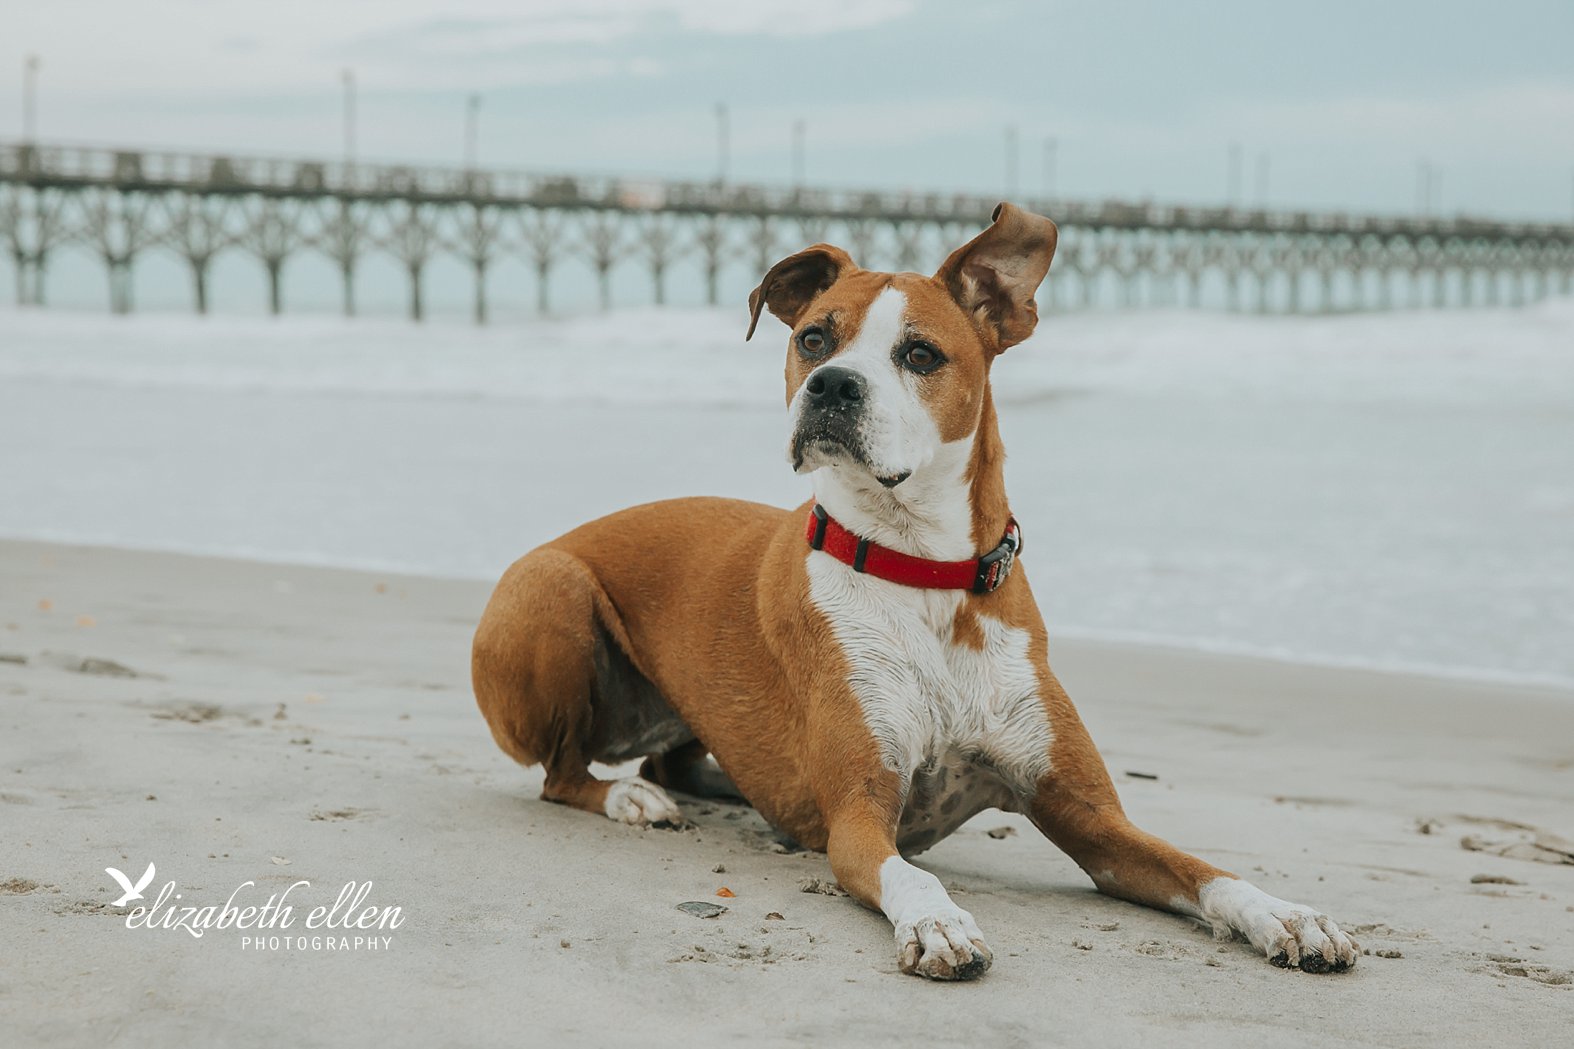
xmin=472 ymin=203 xmax=1358 ymax=980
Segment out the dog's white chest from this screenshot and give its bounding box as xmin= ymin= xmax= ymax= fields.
xmin=805 ymin=554 xmax=1054 ymax=815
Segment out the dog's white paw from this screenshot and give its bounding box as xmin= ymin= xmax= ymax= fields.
xmin=603 ymin=778 xmax=684 ymax=827
xmin=880 ymin=857 xmax=991 ymax=980
xmin=894 ymin=910 xmax=993 ymax=980
xmin=1198 ymin=877 xmax=1358 ymax=973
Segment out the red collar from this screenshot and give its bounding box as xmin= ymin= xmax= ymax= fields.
xmin=805 ymin=504 xmax=1023 ymax=594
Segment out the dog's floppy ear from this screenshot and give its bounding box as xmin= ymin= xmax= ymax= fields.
xmin=746 ymin=244 xmax=855 ymax=340
xmin=934 ymin=202 xmax=1058 ymax=351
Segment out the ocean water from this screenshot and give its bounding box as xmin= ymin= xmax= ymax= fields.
xmin=2 ymin=301 xmax=1572 ymax=688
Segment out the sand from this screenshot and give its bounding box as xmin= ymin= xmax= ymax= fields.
xmin=1 ymin=538 xmax=1571 ymax=1048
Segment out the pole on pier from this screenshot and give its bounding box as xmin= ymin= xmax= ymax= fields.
xmin=1005 ymin=125 xmax=1019 ymax=199
xmin=465 ymin=94 xmax=481 ymax=170
xmin=341 ymin=69 xmax=356 ymax=168
xmin=715 ymin=102 xmax=729 ymax=185
xmin=23 ymin=54 xmax=40 ymax=143
xmin=1227 ymin=142 xmax=1242 ymax=207
xmin=791 ymin=119 xmax=806 ymax=189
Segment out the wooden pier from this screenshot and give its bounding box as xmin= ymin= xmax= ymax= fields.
xmin=4 ymin=140 xmax=1571 ymax=318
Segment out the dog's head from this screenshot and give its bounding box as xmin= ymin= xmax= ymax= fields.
xmin=747 ymin=203 xmax=1058 ymax=490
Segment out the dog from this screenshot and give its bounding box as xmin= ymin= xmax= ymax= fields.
xmin=472 ymin=203 xmax=1358 ymax=979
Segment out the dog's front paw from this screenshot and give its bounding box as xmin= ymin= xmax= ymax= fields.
xmin=603 ymin=778 xmax=685 ymax=827
xmin=1199 ymin=877 xmax=1358 ymax=973
xmin=1260 ymin=905 xmax=1358 ymax=973
xmin=894 ymin=910 xmax=993 ymax=981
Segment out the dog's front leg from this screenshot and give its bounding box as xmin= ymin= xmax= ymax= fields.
xmin=1021 ymin=694 xmax=1359 ymax=972
xmin=822 ymin=775 xmax=993 ymax=980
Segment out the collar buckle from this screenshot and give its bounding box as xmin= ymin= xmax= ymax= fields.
xmin=972 ymin=517 xmax=1022 ymax=594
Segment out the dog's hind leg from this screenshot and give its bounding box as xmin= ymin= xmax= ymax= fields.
xmin=641 ymin=739 xmax=745 ymax=801
xmin=472 ymin=548 xmax=684 ymax=827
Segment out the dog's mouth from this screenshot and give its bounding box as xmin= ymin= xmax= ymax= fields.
xmin=792 ymin=433 xmax=856 ymax=473
xmin=790 ymin=429 xmax=911 ymax=488
xmin=792 ymin=423 xmax=854 ymax=465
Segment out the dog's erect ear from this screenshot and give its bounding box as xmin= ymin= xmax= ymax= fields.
xmin=746 ymin=244 xmax=856 ymax=340
xmin=934 ymin=202 xmax=1058 ymax=351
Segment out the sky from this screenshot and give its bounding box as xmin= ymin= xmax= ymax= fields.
xmin=6 ymin=0 xmax=1574 ymax=222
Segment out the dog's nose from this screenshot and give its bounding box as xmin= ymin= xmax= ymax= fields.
xmin=805 ymin=366 xmax=865 ymax=411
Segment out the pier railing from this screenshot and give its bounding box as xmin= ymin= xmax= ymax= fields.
xmin=5 ymin=140 xmax=1572 ymax=319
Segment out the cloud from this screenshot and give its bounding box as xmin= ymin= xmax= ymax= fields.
xmin=1212 ymin=79 xmax=1574 ymax=161
xmin=331 ymin=1 xmax=915 ymax=88
xmin=339 ymin=12 xmax=647 ymax=57
xmin=662 ymin=0 xmax=915 ymax=37
xmin=8 ymin=0 xmax=916 ymax=98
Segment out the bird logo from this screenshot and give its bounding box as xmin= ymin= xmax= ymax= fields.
xmin=106 ymin=862 xmax=156 ymax=906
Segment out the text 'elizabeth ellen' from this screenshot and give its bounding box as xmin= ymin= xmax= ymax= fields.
xmin=124 ymin=880 xmax=404 ymax=939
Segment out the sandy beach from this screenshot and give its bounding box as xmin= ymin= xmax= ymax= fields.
xmin=2 ymin=537 xmax=1570 ymax=1048
xmin=6 ymin=0 xmax=1574 ymax=1042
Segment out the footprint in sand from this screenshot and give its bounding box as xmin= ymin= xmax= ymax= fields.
xmin=149 ymin=701 xmax=226 ymax=724
xmin=668 ymin=924 xmax=816 ymax=967
xmin=744 ymin=828 xmax=807 ymax=855
xmin=1133 ymin=939 xmax=1196 ymax=962
xmin=53 ymin=899 xmax=118 ymax=917
xmin=1452 ymin=816 xmax=1574 ymax=866
xmin=309 ymin=807 xmax=371 ymax=822
xmin=1349 ymin=922 xmax=1431 ymax=941
xmin=1487 ymin=954 xmax=1573 ymax=987
xmin=42 ymin=653 xmax=148 ymax=678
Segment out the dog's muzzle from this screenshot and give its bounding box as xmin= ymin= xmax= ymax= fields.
xmin=792 ymin=365 xmax=872 ymax=473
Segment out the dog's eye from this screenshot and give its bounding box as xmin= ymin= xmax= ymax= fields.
xmin=797 ymin=327 xmax=829 ymax=356
xmin=900 ymin=341 xmax=943 ymax=373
